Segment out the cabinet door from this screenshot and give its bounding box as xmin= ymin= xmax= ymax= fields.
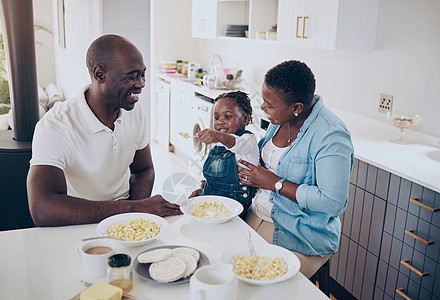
xmin=191 ymin=0 xmax=217 ymax=39
xmin=169 ymin=81 xmax=194 ymax=154
xmin=278 ymin=0 xmax=338 ymax=48
xmin=154 ymin=80 xmax=170 ymax=149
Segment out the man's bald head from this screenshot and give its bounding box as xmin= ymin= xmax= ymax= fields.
xmin=86 ymin=34 xmax=136 ymax=76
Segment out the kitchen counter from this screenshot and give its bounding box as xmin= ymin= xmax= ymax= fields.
xmin=157 ymin=73 xmax=235 ymax=100
xmin=157 ymin=72 xmax=440 ymax=192
xmin=331 ymin=107 xmax=440 ymax=193
xmin=0 ymin=214 xmax=328 ymax=300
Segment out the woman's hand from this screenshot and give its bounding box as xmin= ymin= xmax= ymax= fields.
xmin=237 ymin=160 xmax=280 ymax=191
xmin=188 ymin=188 xmax=202 ymax=198
xmin=188 ymin=180 xmax=205 ymax=198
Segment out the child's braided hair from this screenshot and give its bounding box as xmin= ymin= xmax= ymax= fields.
xmin=214 ymin=91 xmax=253 ymax=124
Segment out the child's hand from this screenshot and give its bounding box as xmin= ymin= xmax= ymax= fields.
xmin=197 ymin=129 xmax=221 ymax=144
xmin=197 ymin=129 xmax=235 ymax=148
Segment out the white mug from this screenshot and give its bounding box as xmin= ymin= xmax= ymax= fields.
xmin=190 ymin=263 xmax=237 ymax=300
xmin=77 ymin=240 xmax=116 ymax=279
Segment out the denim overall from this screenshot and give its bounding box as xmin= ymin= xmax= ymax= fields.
xmin=201 ymin=130 xmax=257 ymax=219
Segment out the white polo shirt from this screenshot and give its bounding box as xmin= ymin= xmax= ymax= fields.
xmin=30 ymin=86 xmax=149 ymax=201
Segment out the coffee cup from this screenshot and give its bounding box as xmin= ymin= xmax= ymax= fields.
xmin=190 ymin=263 xmax=237 ymax=300
xmin=77 ymin=240 xmax=116 ymax=279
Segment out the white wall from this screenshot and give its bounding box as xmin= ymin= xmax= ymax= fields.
xmin=34 ymin=0 xmax=56 ymax=88
xmin=154 ymin=0 xmax=440 ymax=138
xmin=101 ymin=0 xmax=150 ymax=116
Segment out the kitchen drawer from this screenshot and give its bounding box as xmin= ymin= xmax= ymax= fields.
xmin=377 ymin=257 xmax=439 ymax=299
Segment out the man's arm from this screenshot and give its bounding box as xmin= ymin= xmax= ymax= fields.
xmin=129 ymin=144 xmax=155 ymax=200
xmin=27 ymin=164 xmax=181 ymax=227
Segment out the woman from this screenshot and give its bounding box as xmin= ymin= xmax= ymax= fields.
xmin=238 ymin=60 xmax=354 ymax=278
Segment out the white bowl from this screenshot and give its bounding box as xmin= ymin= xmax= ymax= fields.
xmin=180 ymin=195 xmax=243 ymax=224
xmin=219 ymin=243 xmax=301 ymax=285
xmin=96 ymin=213 xmax=169 ymax=247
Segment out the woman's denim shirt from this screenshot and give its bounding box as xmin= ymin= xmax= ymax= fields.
xmin=258 ymin=95 xmax=354 ymax=256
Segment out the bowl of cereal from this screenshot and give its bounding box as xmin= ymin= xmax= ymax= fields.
xmin=180 ymin=195 xmax=243 ymax=224
xmin=96 ymin=213 xmax=169 ymax=247
xmin=219 ymin=243 xmax=301 ymax=285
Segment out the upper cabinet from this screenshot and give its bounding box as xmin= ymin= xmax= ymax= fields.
xmin=192 ymin=0 xmax=279 ymax=41
xmin=192 ymin=0 xmax=217 ymax=38
xmin=277 ymin=0 xmax=379 ymax=50
xmin=192 ymin=0 xmax=379 ymax=50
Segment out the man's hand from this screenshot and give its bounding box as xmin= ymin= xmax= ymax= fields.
xmin=137 ymin=194 xmax=182 ymax=217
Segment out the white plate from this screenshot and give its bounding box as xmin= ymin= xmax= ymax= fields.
xmin=96 ymin=213 xmax=168 ymax=247
xmin=134 ymin=245 xmax=210 ymax=284
xmin=180 ymin=195 xmax=243 ymax=224
xmin=219 ymin=243 xmax=301 ymax=285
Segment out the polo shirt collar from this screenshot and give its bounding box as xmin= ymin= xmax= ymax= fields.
xmin=78 ymin=86 xmax=124 ymax=133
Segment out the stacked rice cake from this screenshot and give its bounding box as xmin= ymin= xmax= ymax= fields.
xmin=138 ymin=247 xmax=200 ymax=283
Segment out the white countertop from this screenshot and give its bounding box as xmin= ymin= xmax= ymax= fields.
xmin=0 ymin=215 xmax=328 ymax=300
xmin=331 ymin=107 xmax=440 ymax=193
xmin=157 ymin=72 xmax=440 ymax=193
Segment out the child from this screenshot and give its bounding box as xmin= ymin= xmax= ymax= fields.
xmin=190 ymin=91 xmax=259 ymax=219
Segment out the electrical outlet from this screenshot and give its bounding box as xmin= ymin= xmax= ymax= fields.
xmin=378 ymin=93 xmax=393 ymax=113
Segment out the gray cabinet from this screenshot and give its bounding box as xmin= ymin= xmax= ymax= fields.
xmin=331 ymin=158 xmax=440 ymax=300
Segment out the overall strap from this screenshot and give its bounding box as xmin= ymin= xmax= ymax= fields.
xmin=236 ymin=129 xmax=254 ymax=137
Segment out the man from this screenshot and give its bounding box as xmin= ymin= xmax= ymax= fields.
xmin=27 ymin=34 xmax=181 ymax=226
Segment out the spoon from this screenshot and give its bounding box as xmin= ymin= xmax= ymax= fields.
xmin=246 ymin=231 xmax=262 ymax=272
xmin=81 ymin=236 xmax=123 ymax=242
xmin=179 ymin=132 xmax=199 ymax=139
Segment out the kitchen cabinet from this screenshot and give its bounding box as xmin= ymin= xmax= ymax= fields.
xmin=192 ymin=0 xmax=379 ymax=50
xmin=169 ymin=80 xmax=196 ymax=157
xmin=154 ymin=79 xmax=171 ymax=149
xmin=191 ymin=0 xmax=217 ymax=39
xmin=277 ymin=0 xmax=379 ymax=50
xmin=330 ymin=158 xmax=440 ymax=300
xmin=192 ymin=0 xmax=279 ymax=41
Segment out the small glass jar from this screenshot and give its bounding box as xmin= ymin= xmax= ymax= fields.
xmin=107 ymin=253 xmax=133 ymax=293
xmin=176 ymin=60 xmax=183 ymax=74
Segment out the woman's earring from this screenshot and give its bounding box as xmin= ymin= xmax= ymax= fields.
xmin=294 ymin=113 xmax=298 ymax=117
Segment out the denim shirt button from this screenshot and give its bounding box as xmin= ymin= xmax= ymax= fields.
xmin=275 ymin=228 xmax=278 ymax=231
xmin=242 ymin=186 xmax=247 ymax=191
xmin=270 ymin=197 xmax=273 ymax=200
xmin=271 ymin=210 xmax=275 ymax=214
xmin=243 ymin=193 xmax=248 ymax=198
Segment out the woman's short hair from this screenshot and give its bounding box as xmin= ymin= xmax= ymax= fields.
xmin=215 ymin=91 xmax=253 ymax=123
xmin=264 ymin=60 xmax=316 ymax=107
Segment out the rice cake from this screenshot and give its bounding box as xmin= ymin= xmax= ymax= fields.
xmin=149 ymin=256 xmax=186 ymax=283
xmin=138 ymin=248 xmax=172 ymax=263
xmin=172 ymin=253 xmax=197 ymax=278
xmin=171 ymin=247 xmax=200 ymax=262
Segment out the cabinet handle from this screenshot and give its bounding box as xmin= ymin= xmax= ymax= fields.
xmin=296 ymin=16 xmax=302 ymax=38
xmin=302 ymin=16 xmax=309 ymax=39
xmin=400 ymin=259 xmax=428 ymax=277
xmin=405 ymin=229 xmax=434 ymax=245
xmin=396 ymin=288 xmax=413 ymax=300
xmin=410 ymin=198 xmax=439 ymax=212
xmin=199 ymin=19 xmax=205 ymax=33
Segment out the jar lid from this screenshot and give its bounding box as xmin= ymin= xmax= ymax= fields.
xmin=108 ymin=253 xmax=131 ymax=267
